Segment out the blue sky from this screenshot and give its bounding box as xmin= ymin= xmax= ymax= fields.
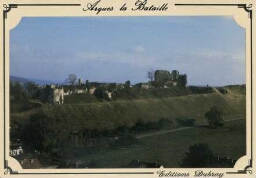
xmin=10 ymin=16 xmax=245 ymax=86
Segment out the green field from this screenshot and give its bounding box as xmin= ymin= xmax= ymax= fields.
xmin=59 ymin=119 xmax=245 ymax=168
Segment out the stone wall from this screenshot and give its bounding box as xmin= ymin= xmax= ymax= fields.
xmin=53 ymin=88 xmax=64 ymax=104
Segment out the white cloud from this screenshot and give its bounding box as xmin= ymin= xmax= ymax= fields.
xmin=75 ymin=47 xmax=156 ymax=67
xmin=190 ymin=49 xmax=245 ymax=64
xmin=133 ymin=46 xmax=146 ymax=53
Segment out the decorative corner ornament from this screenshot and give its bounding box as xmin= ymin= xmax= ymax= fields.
xmin=244 ymin=162 xmax=253 ymax=174
xmin=3 ymin=160 xmax=18 ymax=175
xmin=238 ymin=4 xmax=252 ymax=18
xmin=3 ymin=4 xmax=18 ymax=19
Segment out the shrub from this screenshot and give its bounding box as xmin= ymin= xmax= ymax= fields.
xmin=176 ymin=118 xmax=195 ymax=127
xmin=158 ymin=118 xmax=174 ymax=129
xmin=204 ymin=106 xmax=224 ymax=128
xmin=180 ymin=143 xmax=214 ymax=167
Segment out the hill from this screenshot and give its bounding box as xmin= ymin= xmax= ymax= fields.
xmin=10 ymin=76 xmax=30 ymax=84
xmin=10 ymin=75 xmax=58 ymax=86
xmin=56 ymin=93 xmax=244 ymax=129
xmin=12 ymin=88 xmax=245 ymax=131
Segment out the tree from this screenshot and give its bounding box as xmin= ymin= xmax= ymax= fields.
xmin=65 ymin=74 xmax=77 ymax=85
xmin=85 ymin=80 xmax=91 ymax=91
xmin=147 ymin=69 xmax=155 ymax=82
xmin=180 ymin=143 xmax=214 ymax=167
xmin=204 ymin=106 xmax=224 ymax=128
xmin=124 ymin=80 xmax=131 ymax=90
xmin=108 ymin=83 xmax=117 ymax=91
xmin=93 ymin=87 xmax=106 ymax=100
xmin=24 ymin=82 xmax=39 ymax=98
xmin=10 ymin=81 xmax=27 ymax=102
xmin=10 ymin=81 xmax=33 ymax=112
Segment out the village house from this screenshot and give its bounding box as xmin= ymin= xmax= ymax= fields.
xmin=141 ymin=83 xmax=150 ymax=89
xmin=10 ymin=145 xmax=23 ymax=157
xmin=89 ymin=87 xmax=96 ymax=94
xmin=75 ymin=89 xmax=87 ymax=94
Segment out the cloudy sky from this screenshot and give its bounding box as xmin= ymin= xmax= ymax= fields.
xmin=10 ymin=16 xmax=245 ymax=86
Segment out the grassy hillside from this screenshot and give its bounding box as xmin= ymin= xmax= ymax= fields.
xmin=11 ymin=85 xmax=246 ymax=131
xmin=63 ymin=86 xmax=214 ymax=104
xmin=64 ymin=93 xmax=99 ymax=104
xmin=37 ymin=91 xmax=245 ymax=131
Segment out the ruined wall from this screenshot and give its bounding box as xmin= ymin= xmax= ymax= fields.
xmin=40 ymin=85 xmax=64 ymax=104
xmin=53 ymin=88 xmax=64 ymax=104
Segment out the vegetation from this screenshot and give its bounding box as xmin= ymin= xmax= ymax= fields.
xmin=188 ymin=86 xmax=214 ymax=94
xmin=10 ymin=81 xmax=40 ymax=113
xmin=176 ymin=118 xmax=195 ymax=127
xmin=57 ymin=120 xmax=245 ymax=168
xmin=177 ymin=74 xmax=187 ymax=88
xmin=11 ymin=90 xmax=245 ymax=141
xmin=205 ymin=106 xmax=224 ymax=128
xmin=93 ymin=87 xmax=107 ymax=101
xmin=64 ymin=93 xmax=99 ymax=104
xmin=180 ymin=143 xmax=214 ymax=167
xmin=65 ymin=74 xmax=77 ymax=85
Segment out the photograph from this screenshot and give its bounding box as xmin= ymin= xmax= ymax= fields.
xmin=0 ymin=0 xmax=255 ymax=177
xmin=9 ymin=16 xmax=246 ymax=169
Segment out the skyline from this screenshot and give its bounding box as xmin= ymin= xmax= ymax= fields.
xmin=10 ymin=16 xmax=245 ymax=86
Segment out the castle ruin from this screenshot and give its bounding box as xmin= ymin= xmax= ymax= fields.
xmin=40 ymin=85 xmax=64 ymax=104
xmin=155 ymin=70 xmax=179 ymax=84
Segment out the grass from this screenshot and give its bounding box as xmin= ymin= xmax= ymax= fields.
xmin=64 ymin=93 xmax=99 ymax=104
xmin=59 ymin=119 xmax=246 ymax=168
xmin=11 ymin=85 xmax=245 ymax=132
xmin=38 ymin=92 xmax=245 ymax=131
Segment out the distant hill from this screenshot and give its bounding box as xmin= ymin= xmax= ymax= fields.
xmin=26 ymin=78 xmax=57 ymax=86
xmin=10 ymin=76 xmax=30 ymax=84
xmin=10 ymin=75 xmax=59 ymax=86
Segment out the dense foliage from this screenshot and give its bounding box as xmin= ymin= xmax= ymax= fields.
xmin=180 ymin=143 xmax=214 ymax=167
xmin=10 ymin=81 xmax=40 ymax=112
xmin=204 ymin=106 xmax=224 ymax=128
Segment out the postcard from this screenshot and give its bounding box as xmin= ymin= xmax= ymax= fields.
xmin=0 ymin=0 xmax=255 ymax=177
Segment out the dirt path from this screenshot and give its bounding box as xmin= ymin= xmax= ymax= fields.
xmin=136 ymin=117 xmax=245 ymax=139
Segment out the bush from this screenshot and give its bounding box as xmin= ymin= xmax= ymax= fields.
xmin=180 ymin=143 xmax=214 ymax=167
xmin=158 ymin=118 xmax=174 ymax=129
xmin=204 ymin=106 xmax=224 ymax=128
xmin=130 ymin=121 xmax=146 ymax=134
xmin=176 ymin=118 xmax=195 ymax=127
xmin=189 ymin=86 xmax=214 ymax=94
